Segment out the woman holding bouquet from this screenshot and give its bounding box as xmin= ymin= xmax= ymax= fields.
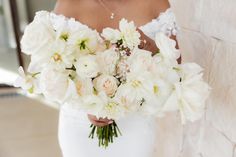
xmin=53 ymin=0 xmax=179 ymax=157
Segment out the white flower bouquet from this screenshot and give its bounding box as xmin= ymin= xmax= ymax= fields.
xmin=15 ymin=11 xmax=210 ymax=148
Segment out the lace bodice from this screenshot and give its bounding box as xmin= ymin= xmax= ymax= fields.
xmin=49 ymin=8 xmax=178 ymax=41
xmin=139 ymin=8 xmax=178 ymax=40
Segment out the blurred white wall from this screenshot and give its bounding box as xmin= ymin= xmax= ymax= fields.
xmin=153 ymin=0 xmax=236 ymax=157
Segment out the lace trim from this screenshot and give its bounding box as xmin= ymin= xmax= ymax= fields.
xmin=139 ymin=8 xmax=179 ymax=40
xmin=36 ymin=9 xmax=178 ymax=42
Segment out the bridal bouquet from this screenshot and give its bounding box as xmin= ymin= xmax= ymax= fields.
xmin=15 ymin=11 xmax=210 ymax=148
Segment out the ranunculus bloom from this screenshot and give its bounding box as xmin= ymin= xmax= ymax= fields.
xmin=75 ymin=55 xmax=100 ymax=78
xmin=96 ymin=48 xmax=120 ymax=75
xmin=119 ymin=18 xmax=141 ymax=49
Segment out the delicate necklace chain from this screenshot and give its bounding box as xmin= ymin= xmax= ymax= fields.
xmin=97 ymin=0 xmax=116 ymax=20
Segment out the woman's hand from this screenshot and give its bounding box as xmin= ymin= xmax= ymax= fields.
xmin=137 ymin=28 xmax=159 ymax=53
xmin=138 ymin=29 xmax=181 ymax=63
xmin=88 ymin=114 xmax=113 ymax=127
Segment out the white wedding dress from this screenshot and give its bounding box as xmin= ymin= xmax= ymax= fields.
xmin=58 ymin=8 xmax=178 ymax=157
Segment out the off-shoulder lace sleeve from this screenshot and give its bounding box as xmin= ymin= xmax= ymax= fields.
xmin=139 ymin=8 xmax=179 ymax=40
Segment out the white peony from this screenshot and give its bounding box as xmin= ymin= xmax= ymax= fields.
xmin=75 ymin=55 xmax=100 ymax=78
xmin=101 ymin=28 xmax=121 ymax=43
xmin=93 ymin=74 xmax=118 ymax=97
xmin=96 ymin=48 xmax=120 ymax=75
xmin=39 ymin=66 xmax=69 ymax=103
xmin=14 ymin=66 xmax=41 ymax=94
xmin=115 ymin=84 xmax=140 ymax=113
xmin=21 ymin=11 xmax=55 ymax=55
xmin=162 ymin=63 xmax=210 ymax=124
xmin=119 ymin=18 xmax=141 ymax=49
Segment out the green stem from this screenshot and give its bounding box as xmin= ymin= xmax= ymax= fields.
xmin=88 ymin=121 xmax=122 ymax=148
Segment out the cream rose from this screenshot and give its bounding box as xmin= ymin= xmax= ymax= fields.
xmin=93 ymin=74 xmax=118 ymax=97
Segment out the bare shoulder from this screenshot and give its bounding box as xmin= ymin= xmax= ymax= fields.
xmin=150 ymin=0 xmax=171 ymax=16
xmin=53 ymin=0 xmax=84 ymax=18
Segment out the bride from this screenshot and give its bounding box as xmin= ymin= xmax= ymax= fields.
xmin=54 ymin=0 xmax=179 ymax=156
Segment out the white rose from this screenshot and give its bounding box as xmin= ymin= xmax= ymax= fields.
xmin=96 ymin=48 xmax=120 ymax=75
xmin=128 ymin=48 xmax=153 ymax=73
xmin=21 ymin=11 xmax=55 ymax=55
xmin=101 ymin=28 xmax=121 ymax=43
xmin=119 ymin=18 xmax=141 ymax=49
xmin=75 ymin=55 xmax=100 ymax=78
xmin=114 ymin=84 xmax=141 ymax=113
xmin=40 ymin=66 xmax=69 ymax=103
xmin=93 ymin=74 xmax=118 ymax=97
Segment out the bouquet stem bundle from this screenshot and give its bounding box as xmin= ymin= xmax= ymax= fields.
xmin=89 ymin=121 xmax=122 ymax=148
